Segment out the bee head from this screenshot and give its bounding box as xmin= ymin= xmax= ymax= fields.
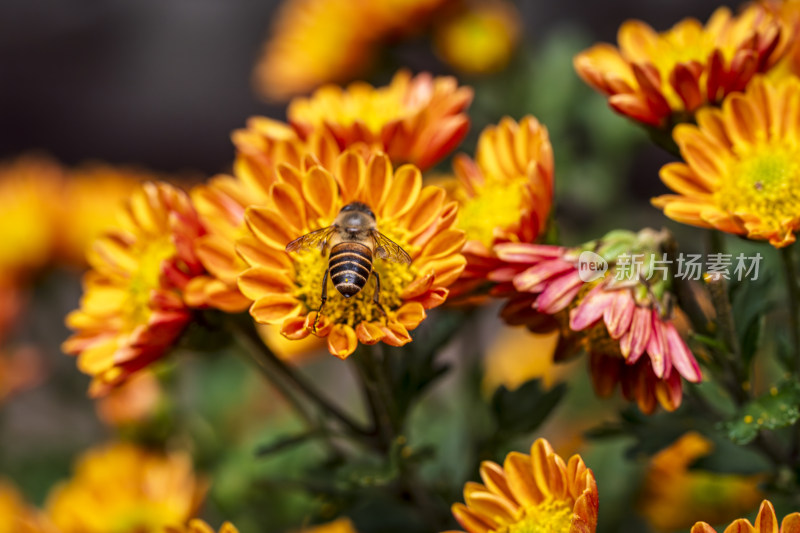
xmin=340 ymin=202 xmax=375 ymax=220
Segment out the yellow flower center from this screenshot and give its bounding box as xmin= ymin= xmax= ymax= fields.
xmin=715 ymin=143 xmax=800 ymax=229
xmin=292 ymin=227 xmax=416 ymax=326
xmin=459 ymin=179 xmax=526 ymax=247
xmin=496 ymin=500 xmax=574 ymax=533
xmin=125 ymin=237 xmax=177 ymax=327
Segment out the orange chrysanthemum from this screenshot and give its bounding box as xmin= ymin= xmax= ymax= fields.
xmin=166 ymin=519 xmax=240 ymax=533
xmin=692 ymin=500 xmax=800 ymax=533
xmin=252 ymin=0 xmax=449 ymax=100
xmin=186 ymin=117 xmax=344 ymax=312
xmin=0 ymin=479 xmax=48 ymax=533
xmin=638 ymin=432 xmax=763 ymax=532
xmin=46 ymin=443 xmax=206 ymax=533
xmin=653 ymin=75 xmax=800 ymax=248
xmin=63 ymin=182 xmax=207 ymax=396
xmin=288 ymin=70 xmax=473 ymax=171
xmin=296 ymin=518 xmax=359 ymax=533
xmin=447 ymin=438 xmax=598 ymax=533
xmin=574 ymin=4 xmax=785 ymax=127
xmin=237 ymin=149 xmax=466 ymax=359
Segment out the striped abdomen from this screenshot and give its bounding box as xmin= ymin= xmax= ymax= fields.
xmin=329 ymin=242 xmax=373 ymax=298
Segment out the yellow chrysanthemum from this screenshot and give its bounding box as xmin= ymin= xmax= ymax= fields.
xmin=447 ymin=438 xmax=598 ymax=533
xmin=46 ymin=443 xmax=206 ymax=533
xmin=446 ymin=116 xmax=554 ymax=301
xmin=0 ymin=155 xmax=62 ymax=280
xmin=482 ymin=326 xmax=562 ymax=394
xmin=574 ymin=4 xmax=786 ymax=127
xmin=252 ymin=0 xmax=449 ymax=100
xmin=56 ymin=164 xmax=150 ymax=267
xmin=166 ymin=519 xmax=239 ymax=533
xmin=638 ymin=432 xmax=763 ymax=532
xmin=652 ymin=75 xmax=800 ymax=248
xmin=434 ymin=0 xmax=521 ymax=75
xmin=186 ymin=117 xmax=343 ymax=313
xmin=692 ymin=500 xmax=800 ymax=533
xmin=288 ymin=70 xmax=473 ymax=171
xmin=63 ymin=182 xmax=207 ymax=396
xmin=237 ymin=149 xmax=466 ymax=359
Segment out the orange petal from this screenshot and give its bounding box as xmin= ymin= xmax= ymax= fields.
xmin=327 ymin=324 xmax=358 ymax=359
xmin=452 ymin=503 xmax=494 ymax=533
xmin=395 ymin=302 xmax=426 ymax=329
xmin=382 ymin=164 xmax=421 ymax=219
xmin=364 ymin=153 xmax=392 ymax=208
xmin=270 ymin=182 xmax=307 ymax=234
xmin=302 ymin=166 xmax=339 ymax=223
xmin=238 ymin=267 xmax=295 ymax=300
xmin=335 ymin=150 xmax=365 ymax=202
xmin=245 ymin=206 xmax=296 ymax=249
xmin=781 ymin=513 xmax=800 ymax=533
xmin=503 ymin=452 xmax=543 ymax=507
xmin=249 ymin=294 xmax=303 ymax=324
xmin=754 ymin=500 xmax=779 ymax=533
xmin=402 ymin=186 xmax=446 ymax=238
xmin=355 ymin=321 xmax=386 ymax=345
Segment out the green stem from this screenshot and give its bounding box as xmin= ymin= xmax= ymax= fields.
xmin=352 ymin=347 xmax=395 ymax=448
xmin=781 ymin=246 xmax=800 ymax=372
xmin=230 ymin=318 xmax=371 ymax=436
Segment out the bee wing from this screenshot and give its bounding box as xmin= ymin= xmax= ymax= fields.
xmin=285 ymin=226 xmax=337 ymax=253
xmin=372 ymin=230 xmax=412 ymax=264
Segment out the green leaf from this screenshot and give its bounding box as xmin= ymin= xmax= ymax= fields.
xmin=721 ymin=381 xmax=800 ymax=445
xmin=490 ymin=379 xmax=567 ymax=436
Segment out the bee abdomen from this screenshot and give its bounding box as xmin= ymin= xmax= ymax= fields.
xmin=329 ymin=243 xmax=373 ymax=298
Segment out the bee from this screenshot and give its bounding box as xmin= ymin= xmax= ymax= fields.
xmin=285 ymin=202 xmax=411 ymax=330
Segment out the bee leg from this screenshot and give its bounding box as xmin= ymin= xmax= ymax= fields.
xmin=371 ymin=271 xmax=387 ymax=322
xmin=313 ymin=269 xmax=329 ymax=333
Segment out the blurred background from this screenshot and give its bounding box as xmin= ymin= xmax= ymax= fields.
xmin=0 ymin=1 xmax=753 ymax=532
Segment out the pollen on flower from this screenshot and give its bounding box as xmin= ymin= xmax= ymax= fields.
xmin=291 ymin=229 xmax=417 ymax=328
xmin=505 ymin=500 xmax=574 ymax=533
xmin=715 ymin=144 xmax=800 ymax=230
xmin=458 ymin=178 xmax=526 ymax=248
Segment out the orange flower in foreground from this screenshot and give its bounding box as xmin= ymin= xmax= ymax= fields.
xmin=692 ymin=500 xmax=800 ymax=533
xmin=574 ymin=4 xmax=785 ymax=127
xmin=295 ymin=518 xmax=359 ymax=533
xmin=252 ymin=0 xmax=449 ymax=100
xmin=288 ymin=70 xmax=473 ymax=170
xmin=447 ymin=438 xmax=598 ymax=533
xmin=653 ymin=75 xmax=800 ymax=248
xmin=63 ymin=182 xmax=207 ymax=396
xmin=639 ymin=432 xmax=763 ymax=532
xmin=237 ymin=149 xmax=465 ymax=359
xmin=166 ymin=519 xmax=240 ymax=533
xmin=494 ymin=229 xmax=701 ymax=413
xmin=0 ymin=479 xmax=47 ymax=533
xmin=186 ymin=118 xmax=344 ymax=313
xmin=46 ymin=443 xmax=206 ymax=533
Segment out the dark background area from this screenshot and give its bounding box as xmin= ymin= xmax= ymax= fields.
xmin=0 ymin=0 xmax=728 ymax=176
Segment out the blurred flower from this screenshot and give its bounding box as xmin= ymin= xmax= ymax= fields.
xmin=186 ymin=118 xmax=343 ymax=313
xmin=638 ymin=432 xmax=763 ymax=532
xmin=0 ymin=479 xmax=47 ymax=533
xmin=653 ymin=75 xmax=800 ymax=248
xmin=252 ymin=0 xmax=449 ymax=100
xmin=166 ymin=519 xmax=239 ymax=533
xmin=57 ymin=164 xmax=151 ymax=267
xmin=238 ymin=149 xmax=465 ymax=359
xmin=0 ymin=155 xmax=63 ymax=281
xmin=0 ymin=346 xmax=45 ymax=404
xmin=63 ymin=182 xmax=207 ymax=396
xmin=447 ymin=438 xmax=598 ymax=533
xmin=482 ymin=326 xmax=562 ymax=394
xmin=494 ymin=229 xmax=702 ymax=413
xmin=691 ymin=500 xmax=800 ymax=533
xmin=764 ymin=0 xmax=800 ymax=80
xmin=434 ymin=1 xmax=521 ymax=75
xmin=296 ymin=518 xmax=359 ymax=533
xmin=46 ymin=443 xmax=206 ymax=533
xmin=574 ymin=4 xmax=785 ymax=127
xmin=95 ymin=369 xmax=163 ymax=427
xmin=288 ymin=70 xmax=473 ymax=170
